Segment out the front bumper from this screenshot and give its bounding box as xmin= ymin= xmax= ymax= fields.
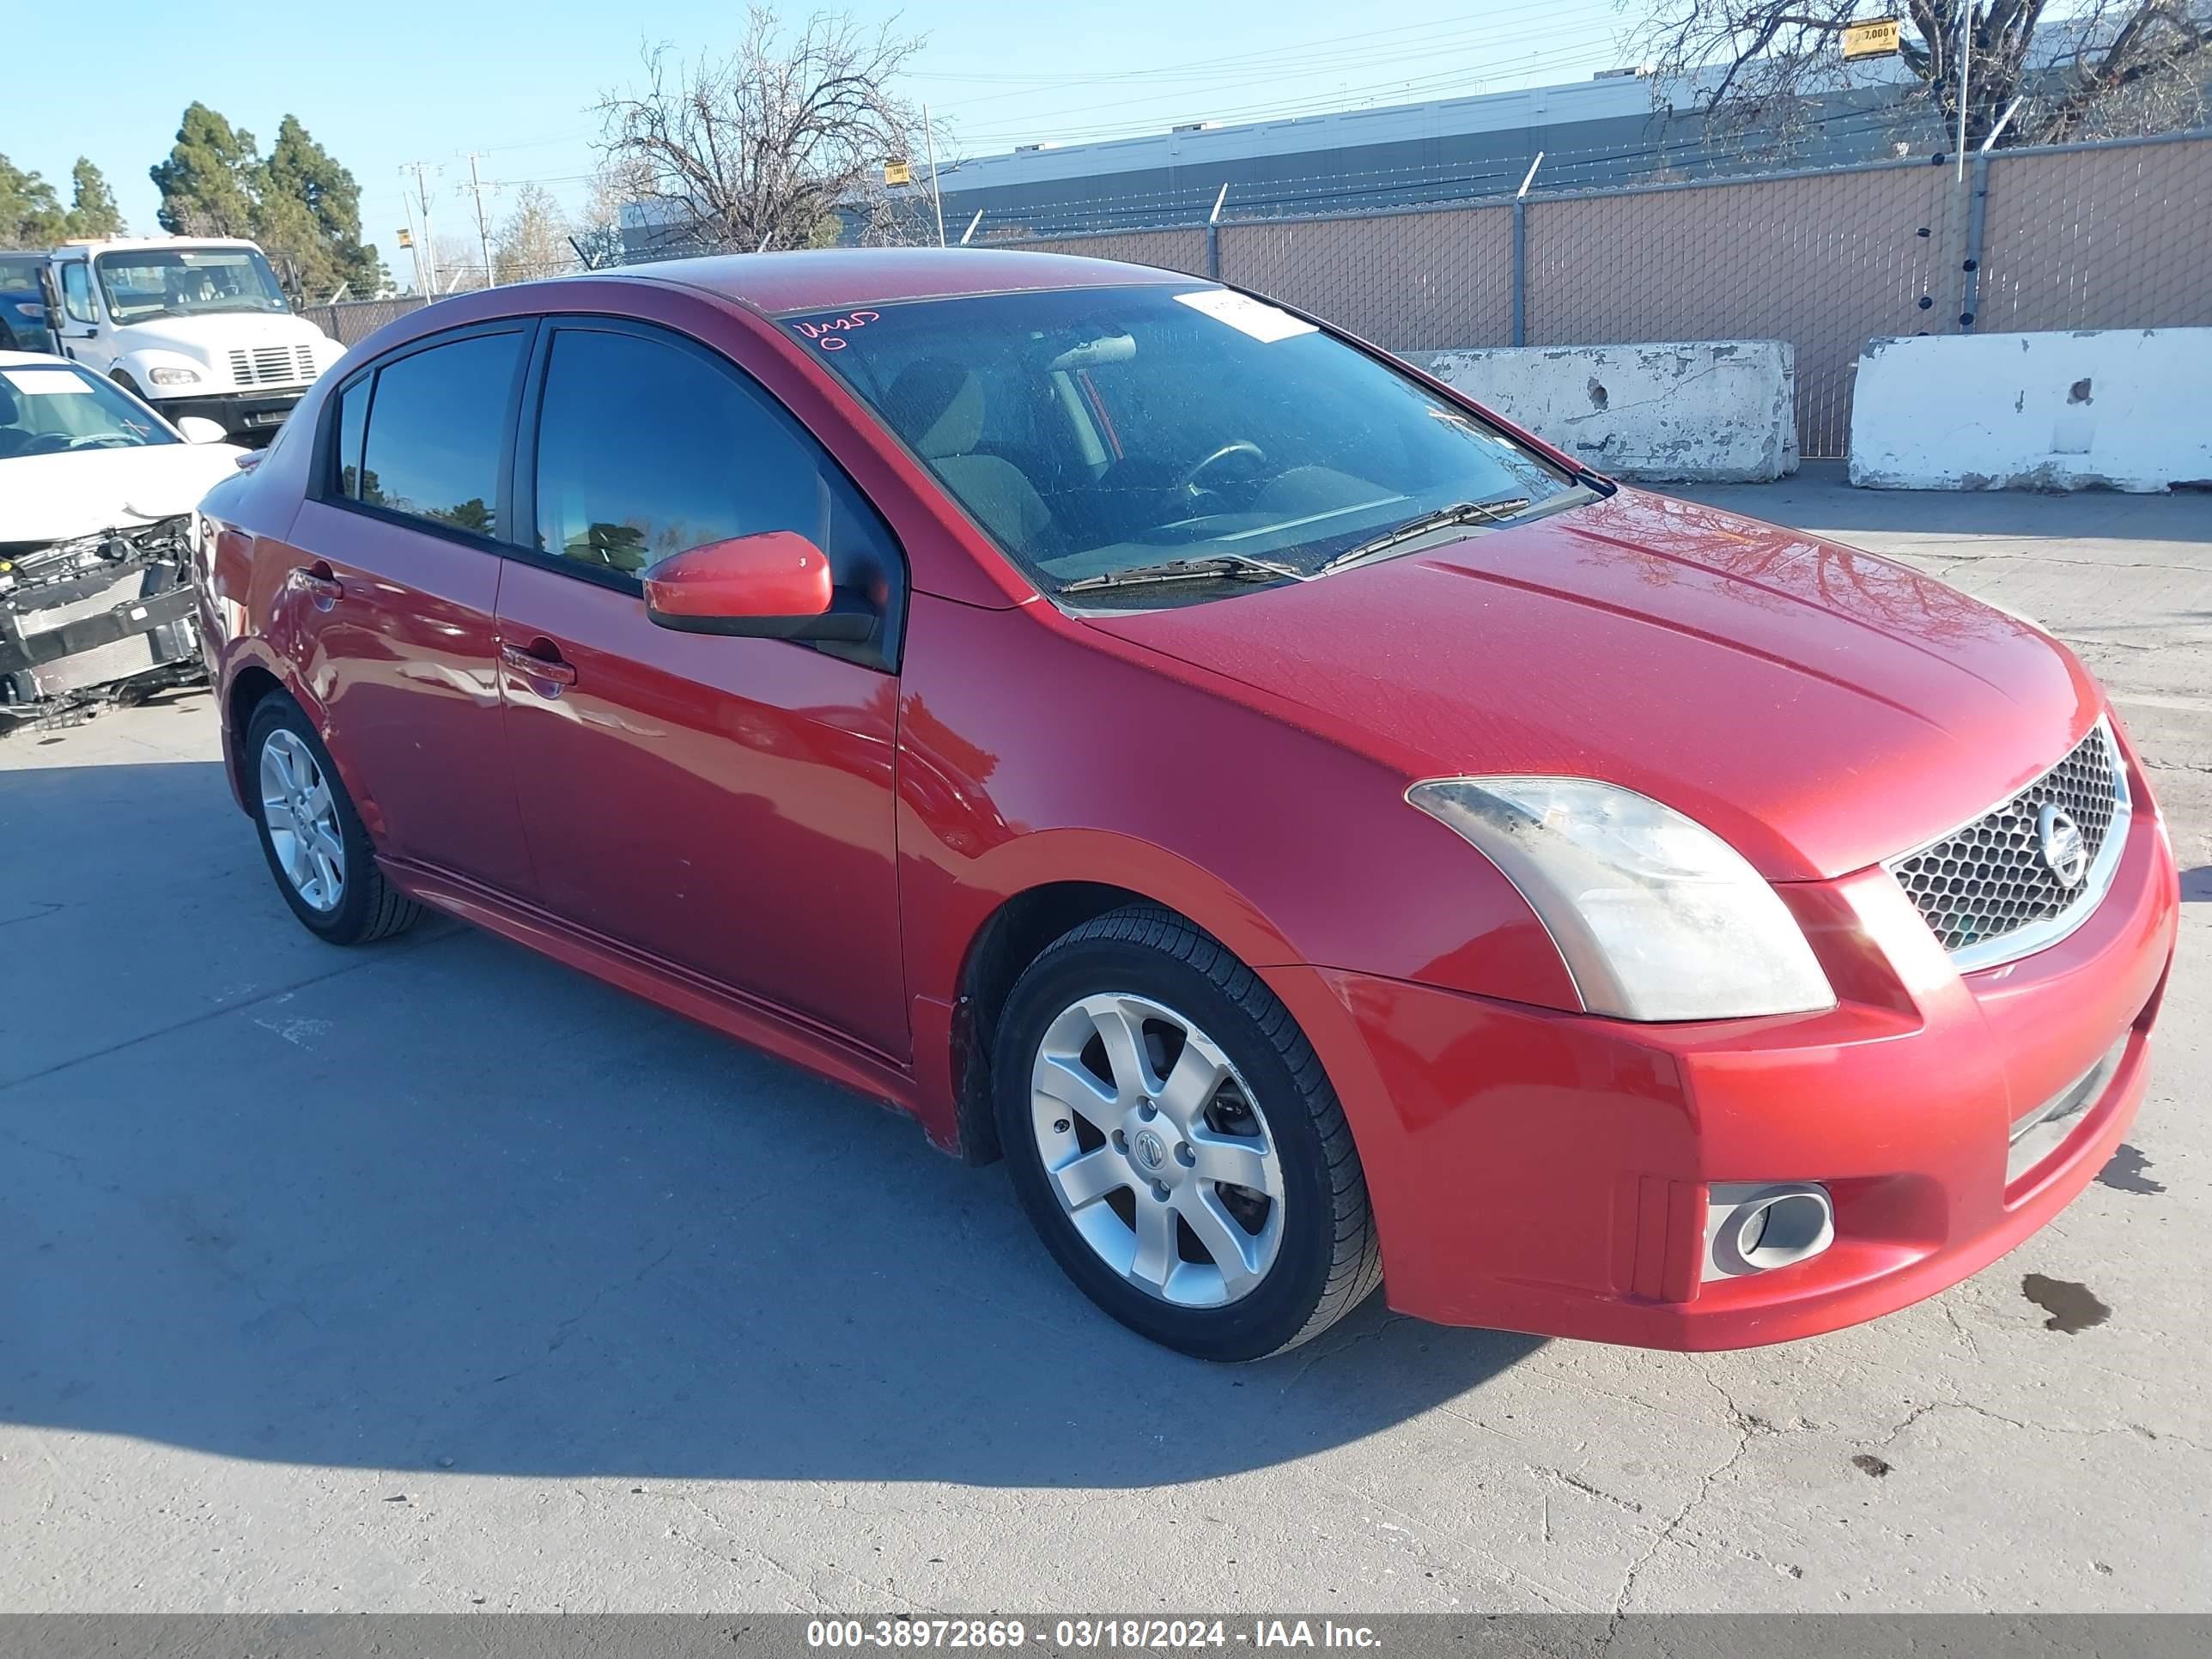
xmin=156 ymin=387 xmax=306 ymax=437
xmin=1268 ymin=740 xmax=2179 ymax=1351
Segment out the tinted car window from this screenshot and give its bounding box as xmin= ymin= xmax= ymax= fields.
xmin=335 ymin=377 xmax=368 ymax=499
xmin=532 ymin=325 xmax=899 ymax=602
xmin=356 ymin=331 xmax=524 ymax=534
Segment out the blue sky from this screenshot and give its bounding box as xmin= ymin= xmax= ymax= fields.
xmin=11 ymin=0 xmax=1626 ymax=273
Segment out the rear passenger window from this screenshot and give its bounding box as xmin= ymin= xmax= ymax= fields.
xmin=354 ymin=331 xmax=524 ymax=534
xmin=334 ymin=377 xmax=368 ymax=499
xmin=531 ymin=325 xmax=898 ymax=601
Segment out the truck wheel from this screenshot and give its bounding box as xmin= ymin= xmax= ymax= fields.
xmin=109 ymin=369 xmax=143 ymax=397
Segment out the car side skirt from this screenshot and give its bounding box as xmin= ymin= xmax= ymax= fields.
xmin=380 ymin=855 xmax=927 ymax=1124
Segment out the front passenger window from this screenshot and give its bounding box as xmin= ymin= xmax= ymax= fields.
xmin=532 ymin=326 xmax=898 ymax=609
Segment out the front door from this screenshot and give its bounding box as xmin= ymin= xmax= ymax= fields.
xmin=495 ymin=320 xmax=908 ymax=1059
xmin=282 ymin=322 xmax=537 ymax=892
xmin=50 ymin=260 xmax=107 ymax=371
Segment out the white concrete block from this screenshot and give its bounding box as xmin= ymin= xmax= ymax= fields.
xmin=1850 ymin=328 xmax=2212 ymax=492
xmin=1413 ymin=341 xmax=1800 ymax=483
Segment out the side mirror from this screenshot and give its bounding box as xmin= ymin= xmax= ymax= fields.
xmin=642 ymin=531 xmax=874 ymax=641
xmin=176 ymin=416 xmax=229 ymax=444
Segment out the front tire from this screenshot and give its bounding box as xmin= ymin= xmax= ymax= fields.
xmin=245 ymin=693 xmax=422 ymax=945
xmin=993 ymin=905 xmax=1382 ymax=1360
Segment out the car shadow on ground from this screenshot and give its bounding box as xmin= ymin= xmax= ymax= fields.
xmin=0 ymin=760 xmax=1541 ymax=1489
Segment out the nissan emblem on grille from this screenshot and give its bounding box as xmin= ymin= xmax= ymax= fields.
xmin=2037 ymin=805 xmax=2088 ymax=888
xmin=1885 ymin=722 xmax=2127 ymax=963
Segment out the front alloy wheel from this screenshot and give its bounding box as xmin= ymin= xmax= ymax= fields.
xmin=994 ymin=904 xmax=1382 ymax=1360
xmin=1030 ymin=993 xmax=1287 ymax=1308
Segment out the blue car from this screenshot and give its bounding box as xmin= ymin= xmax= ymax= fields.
xmin=0 ymin=252 xmax=51 ymax=351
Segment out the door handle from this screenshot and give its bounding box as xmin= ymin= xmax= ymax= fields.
xmin=501 ymin=637 xmax=578 ymax=691
xmin=296 ymin=561 xmax=343 ymax=609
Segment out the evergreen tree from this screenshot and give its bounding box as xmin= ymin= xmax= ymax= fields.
xmin=66 ymin=159 xmax=125 ymax=238
xmin=261 ymin=117 xmax=385 ymax=296
xmin=0 ymin=153 xmax=68 ymax=245
xmin=150 ymin=104 xmax=260 ymax=236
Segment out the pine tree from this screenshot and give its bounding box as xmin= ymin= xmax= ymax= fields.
xmin=0 ymin=153 xmax=68 ymax=245
xmin=259 ymin=117 xmax=387 ymax=300
xmin=150 ymin=104 xmax=260 ymax=237
xmin=66 ymin=159 xmax=125 ymax=239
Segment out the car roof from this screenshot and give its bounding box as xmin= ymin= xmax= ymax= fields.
xmin=0 ymin=349 xmax=73 ymax=368
xmin=605 ymin=246 xmax=1195 ymax=316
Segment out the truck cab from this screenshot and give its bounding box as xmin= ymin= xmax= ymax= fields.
xmin=39 ymin=238 xmax=344 ymax=441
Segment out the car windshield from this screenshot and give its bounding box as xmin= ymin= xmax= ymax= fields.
xmin=0 ymin=362 xmax=177 ymax=459
xmin=94 ymin=246 xmax=289 ymax=323
xmin=791 ymin=283 xmax=1588 ymax=603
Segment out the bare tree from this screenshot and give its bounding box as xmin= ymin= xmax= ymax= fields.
xmin=1630 ymin=1 xmax=2210 ymax=154
xmin=495 ymin=183 xmax=575 ymax=283
xmin=434 ymin=234 xmax=489 ymax=293
xmin=595 ymin=8 xmax=939 ymax=253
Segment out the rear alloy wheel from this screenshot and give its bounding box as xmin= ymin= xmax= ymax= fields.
xmin=260 ymin=727 xmax=346 ymax=913
xmin=994 ymin=905 xmax=1381 ymax=1360
xmin=246 ymin=694 xmax=423 ymax=945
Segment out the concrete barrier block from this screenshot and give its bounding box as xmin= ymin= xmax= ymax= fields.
xmin=1850 ymin=328 xmax=2212 ymax=492
xmin=1413 ymin=341 xmax=1800 ymax=483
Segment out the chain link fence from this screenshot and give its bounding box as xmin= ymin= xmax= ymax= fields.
xmin=301 ymin=131 xmax=2211 ymax=458
xmin=1006 ymin=129 xmax=2212 ymax=459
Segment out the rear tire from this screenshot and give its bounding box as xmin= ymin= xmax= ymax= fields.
xmin=245 ymin=693 xmax=422 ymax=945
xmin=993 ymin=904 xmax=1381 ymax=1361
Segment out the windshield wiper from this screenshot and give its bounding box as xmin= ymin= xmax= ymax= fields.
xmin=1316 ymin=496 xmax=1534 ymax=574
xmin=1060 ymin=554 xmax=1305 ymax=593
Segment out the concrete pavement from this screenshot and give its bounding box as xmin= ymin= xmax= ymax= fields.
xmin=2 ymin=465 xmax=2206 ymax=1613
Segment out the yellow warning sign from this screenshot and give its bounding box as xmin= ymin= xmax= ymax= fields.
xmin=1842 ymin=18 xmax=1901 ymax=60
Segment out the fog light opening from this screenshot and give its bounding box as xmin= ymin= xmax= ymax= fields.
xmin=1704 ymin=1182 xmax=1834 ymax=1280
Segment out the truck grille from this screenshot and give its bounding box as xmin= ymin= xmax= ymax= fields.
xmin=227 ymin=345 xmax=315 ymax=386
xmin=1886 ymin=721 xmax=2129 ymax=969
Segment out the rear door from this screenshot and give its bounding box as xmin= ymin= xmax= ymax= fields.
xmin=493 ymin=319 xmax=909 ymax=1058
xmin=279 ymin=322 xmax=536 ymax=891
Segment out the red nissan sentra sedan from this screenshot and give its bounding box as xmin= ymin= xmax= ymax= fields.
xmin=192 ymin=250 xmax=2179 ymax=1361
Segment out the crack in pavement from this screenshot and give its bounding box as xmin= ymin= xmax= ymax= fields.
xmin=0 ymin=929 xmax=460 ymax=1097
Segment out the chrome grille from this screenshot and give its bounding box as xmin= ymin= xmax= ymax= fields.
xmin=1887 ymin=722 xmax=2129 ymax=968
xmin=226 ymin=345 xmax=311 ymax=386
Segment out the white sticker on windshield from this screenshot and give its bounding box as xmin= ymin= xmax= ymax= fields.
xmin=1172 ymin=289 xmax=1317 ymax=343
xmin=3 ymin=368 xmax=90 ymax=396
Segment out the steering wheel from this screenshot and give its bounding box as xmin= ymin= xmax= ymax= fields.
xmin=19 ymin=433 xmax=73 ymax=456
xmin=1176 ymin=440 xmax=1267 ymax=497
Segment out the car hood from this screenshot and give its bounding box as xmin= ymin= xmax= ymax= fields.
xmin=1 ymin=444 xmax=246 ymax=543
xmin=116 ymin=311 xmax=331 ymax=356
xmin=1079 ymin=488 xmax=2102 ymax=881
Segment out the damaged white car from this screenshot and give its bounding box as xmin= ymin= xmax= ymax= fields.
xmin=1 ymin=351 xmax=246 ymax=731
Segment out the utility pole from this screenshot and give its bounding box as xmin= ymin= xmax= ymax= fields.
xmin=923 ymin=103 xmax=946 ymax=247
xmin=1955 ymin=3 xmax=1972 ymax=180
xmin=464 ymin=153 xmax=498 ymax=287
xmin=401 ymin=161 xmax=441 ymax=295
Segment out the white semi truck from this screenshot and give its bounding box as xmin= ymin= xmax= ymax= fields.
xmin=39 ymin=238 xmax=346 ymax=441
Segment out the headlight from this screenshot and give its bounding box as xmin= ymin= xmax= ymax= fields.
xmin=148 ymin=366 xmax=203 ymax=386
xmin=1406 ymin=777 xmax=1835 ymax=1021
